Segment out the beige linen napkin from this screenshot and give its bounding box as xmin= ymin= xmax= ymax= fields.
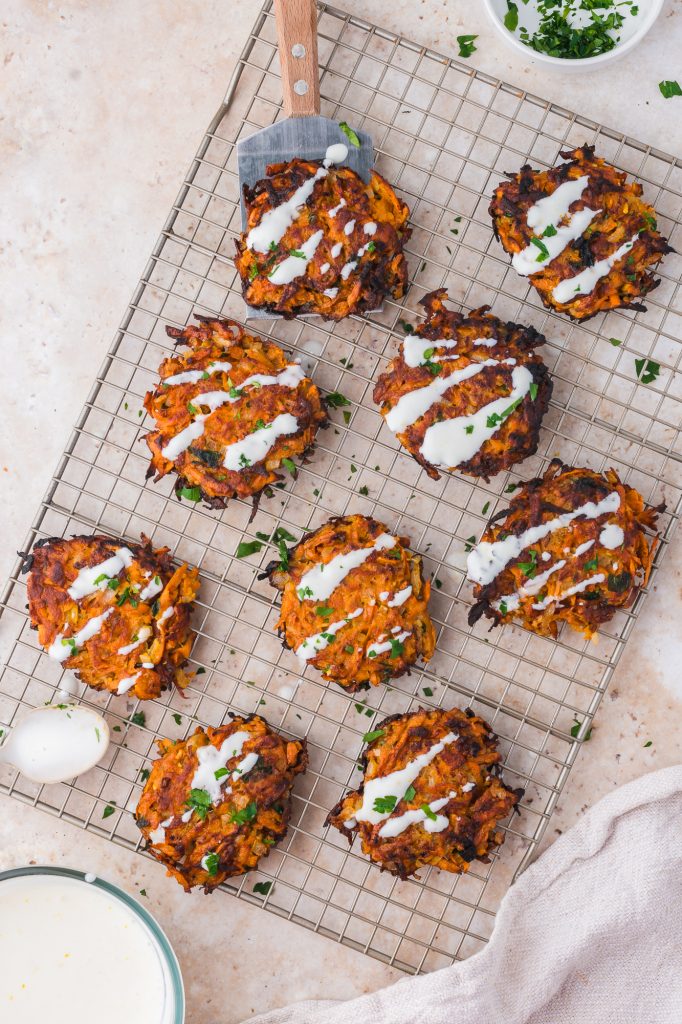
xmin=245 ymin=765 xmax=682 ymax=1024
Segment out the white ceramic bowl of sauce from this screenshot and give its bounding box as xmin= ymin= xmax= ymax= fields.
xmin=0 ymin=866 xmax=184 ymax=1024
xmin=483 ymin=0 xmax=663 ymax=71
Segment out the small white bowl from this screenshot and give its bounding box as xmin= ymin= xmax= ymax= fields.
xmin=483 ymin=0 xmax=663 ymax=72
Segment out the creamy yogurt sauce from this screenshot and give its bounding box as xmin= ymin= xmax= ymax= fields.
xmin=532 ymin=573 xmax=605 ymax=611
xmin=246 ymin=143 xmax=348 ymax=253
xmin=367 ymin=629 xmax=411 ymax=658
xmin=552 ymin=233 xmax=638 ymax=304
xmin=296 ymin=607 xmax=364 ymax=661
xmin=222 ymin=412 xmax=300 ymax=471
xmin=117 ymin=625 xmax=153 ymax=656
xmin=355 ymin=732 xmax=458 ymax=826
xmin=296 ymin=533 xmax=396 ymax=602
xmin=467 ymin=491 xmax=621 ymax=587
xmin=600 ymin=523 xmax=624 ymax=548
xmin=190 ymin=731 xmax=258 ymax=804
xmin=48 ymin=607 xmax=114 ymax=663
xmin=163 ymin=359 xmax=233 ymax=386
xmin=385 ymin=359 xmax=512 ymax=434
xmin=67 ymin=547 xmax=134 ymax=600
xmin=268 ymin=229 xmax=324 ymax=285
xmin=0 ymin=874 xmax=175 ymax=1024
xmin=378 ymin=585 xmax=412 ymax=607
xmin=0 ymin=704 xmax=109 ymax=784
xmin=378 ymin=793 xmax=453 ymax=838
xmin=512 ymin=175 xmax=599 ymax=276
xmin=492 ymin=536 xmax=599 ymax=613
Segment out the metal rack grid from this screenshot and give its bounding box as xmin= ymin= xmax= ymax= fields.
xmin=1 ymin=0 xmax=681 ymax=975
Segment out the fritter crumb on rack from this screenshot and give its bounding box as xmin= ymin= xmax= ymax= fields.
xmin=22 ymin=534 xmax=199 ymax=700
xmin=234 ymin=149 xmax=410 ymax=320
xmin=489 ymin=145 xmax=672 ymax=321
xmin=136 ymin=715 xmax=307 ymax=893
xmin=467 ymin=459 xmax=663 ymax=639
xmin=264 ymin=514 xmax=435 ymax=693
xmin=326 ymin=706 xmax=522 ymax=879
xmin=143 ymin=317 xmax=327 ymax=509
xmin=373 ymin=289 xmax=552 ymax=481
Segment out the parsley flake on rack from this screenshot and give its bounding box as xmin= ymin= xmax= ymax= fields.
xmin=236 ymin=539 xmax=264 ymax=558
xmin=456 ymin=34 xmax=478 ymax=58
xmin=339 ymin=121 xmax=361 ymax=147
xmin=635 ymin=358 xmax=660 ymax=385
xmin=659 ymin=80 xmax=682 ymax=99
xmin=253 ymin=880 xmax=273 ymax=896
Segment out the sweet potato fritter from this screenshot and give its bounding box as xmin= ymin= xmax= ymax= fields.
xmin=23 ymin=534 xmax=199 ymax=700
xmin=144 ymin=317 xmax=327 ymax=508
xmin=490 ymin=145 xmax=672 ymax=321
xmin=136 ymin=715 xmax=307 ymax=893
xmin=234 ymin=155 xmax=410 ymax=320
xmin=326 ymin=707 xmax=522 ymax=879
xmin=265 ymin=514 xmax=435 ymax=693
xmin=373 ymin=289 xmax=552 ymax=481
xmin=467 ymin=459 xmax=663 ymax=639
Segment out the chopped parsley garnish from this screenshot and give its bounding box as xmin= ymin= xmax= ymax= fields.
xmin=187 ymin=401 xmax=199 ymax=415
xmin=530 ymin=236 xmax=550 ymax=262
xmin=465 ymin=424 xmax=474 ymax=434
xmin=503 ymin=1 xmax=519 ymax=32
xmin=297 ymin=585 xmax=314 ymax=600
xmin=230 ymin=801 xmax=258 ymax=825
xmin=516 ymin=0 xmax=635 ymax=59
xmin=339 ymin=121 xmax=360 ymax=147
xmin=644 ymin=740 xmax=653 ymax=748
xmin=366 ymin=241 xmax=376 ymax=253
xmin=609 ymin=337 xmax=622 ymax=347
xmin=584 ymin=557 xmax=599 ymax=572
xmin=640 ymin=212 xmax=657 ymax=232
xmin=359 ymin=485 xmax=369 ymax=496
xmin=517 ymin=549 xmax=538 ymax=579
xmin=659 ymin=80 xmax=682 ymax=99
xmin=236 ymin=539 xmax=264 ymax=558
xmin=179 ymin=486 xmax=201 ymax=503
xmin=344 ymin=644 xmax=354 ymax=654
xmin=389 ymin=637 xmax=405 ymax=659
xmin=424 ymin=358 xmax=442 ymax=376
xmin=373 ymin=795 xmax=397 ymax=814
xmin=172 ymin=713 xmax=182 ymax=726
xmin=499 ymin=600 xmax=509 ymax=615
xmin=482 ymin=501 xmax=490 ymax=516
xmin=456 ymin=34 xmax=478 ymax=58
xmin=289 ymin=249 xmax=306 ymax=258
xmin=281 ymin=457 xmax=297 ymax=476
xmin=529 ymin=381 xmax=538 ymax=401
xmin=273 ymin=526 xmax=296 ymax=543
xmin=253 ymin=880 xmax=273 ymax=896
xmin=93 ymin=572 xmax=110 ymax=586
xmin=404 ymin=785 xmax=416 ymax=802
xmin=570 ymin=717 xmax=592 ymax=741
xmin=635 ymin=358 xmax=660 ymax=384
xmin=254 ymin=418 xmax=266 ymax=431
xmin=363 ymin=729 xmax=386 ymax=744
xmin=130 ymin=711 xmax=146 ymax=727
xmin=186 ymin=788 xmax=212 ymax=819
xmin=204 ymin=852 xmax=220 ymax=877
xmin=140 ymin=768 xmax=150 ymax=782
xmin=325 ymin=391 xmax=351 ymax=409
xmin=421 ymin=803 xmax=438 ymax=822
xmin=315 ymin=605 xmax=333 ymax=617
xmin=542 ymin=224 xmax=558 ymax=237
xmin=398 ymin=319 xmax=414 ymax=335
xmin=238 ymin=453 xmax=251 ymax=468
xmin=102 ymin=805 xmax=115 ymax=819
xmin=229 ymin=385 xmax=244 ymax=399
xmin=248 ymin=265 xmax=258 ymax=281
xmin=486 ymin=397 xmax=522 ymax=429
xmin=464 ymin=535 xmax=477 ymax=552
xmin=214 ymin=767 xmax=229 ymax=780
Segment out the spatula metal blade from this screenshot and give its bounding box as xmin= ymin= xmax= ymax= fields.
xmin=237 ymin=116 xmax=374 ymax=320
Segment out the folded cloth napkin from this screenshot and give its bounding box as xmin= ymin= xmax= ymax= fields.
xmin=245 ymin=765 xmax=682 ymax=1024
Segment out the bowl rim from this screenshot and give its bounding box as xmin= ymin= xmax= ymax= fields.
xmin=482 ymin=0 xmax=664 ymax=68
xmin=0 ymin=865 xmax=185 ymax=1024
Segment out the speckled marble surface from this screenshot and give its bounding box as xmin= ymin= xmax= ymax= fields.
xmin=1 ymin=2 xmax=681 ymax=1020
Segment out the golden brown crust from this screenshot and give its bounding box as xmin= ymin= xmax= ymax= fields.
xmin=23 ymin=534 xmax=199 ymax=700
xmin=489 ymin=145 xmax=672 ymax=321
xmin=326 ymin=707 xmax=522 ymax=879
xmin=373 ymin=289 xmax=552 ymax=481
xmin=234 ymin=159 xmax=410 ymax=320
xmin=265 ymin=514 xmax=436 ymax=693
xmin=468 ymin=459 xmax=663 ymax=639
xmin=143 ymin=317 xmax=328 ymax=508
xmin=136 ymin=715 xmax=307 ymax=893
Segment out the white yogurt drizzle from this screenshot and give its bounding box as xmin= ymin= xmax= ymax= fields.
xmin=163 ymin=361 xmax=233 ymax=387
xmin=328 ymin=198 xmax=346 ymax=217
xmin=296 ymin=607 xmax=363 ymax=662
xmin=552 ymin=234 xmax=639 ymax=304
xmin=468 ymin=491 xmax=621 ymax=587
xmin=378 ymin=585 xmax=413 ymax=607
xmin=117 ymin=625 xmax=152 ymax=656
xmin=117 ymin=672 xmax=141 ymax=696
xmin=600 ymin=523 xmax=624 ymax=549
xmin=385 ymin=359 xmax=504 ymax=433
xmin=297 ymin=533 xmax=396 ymax=602
xmin=320 ymin=262 xmax=330 ymax=274
xmin=157 ymin=606 xmax=175 ymax=625
xmin=222 ymin=412 xmax=300 ymax=471
xmin=67 ymin=547 xmax=135 ymax=600
xmin=364 ymin=222 xmax=377 ymax=236
xmin=331 ymin=242 xmax=343 ymax=258
xmin=340 ymin=260 xmax=357 ymax=280
xmin=268 ymin=229 xmax=324 ymax=285
xmin=355 ymin=732 xmax=459 ymax=825
xmin=532 ymin=573 xmax=605 ymax=611
xmin=138 ymin=575 xmax=164 ymax=602
xmin=245 ymin=143 xmax=348 ymax=253
xmin=419 ymin=365 xmax=534 ymax=470
xmin=367 ymin=630 xmax=411 ymax=658
xmin=343 ymin=219 xmax=356 ymax=236
xmin=324 ymin=287 xmax=339 ymax=299
xmin=161 ymin=366 xmax=304 ymax=462
xmin=48 ymin=608 xmax=115 ymax=663
xmin=512 ymin=176 xmax=600 ymax=276
xmin=402 ymin=335 xmax=495 ymax=369
xmin=190 ymin=731 xmax=258 ymax=804
xmin=378 ymin=793 xmax=453 ymax=838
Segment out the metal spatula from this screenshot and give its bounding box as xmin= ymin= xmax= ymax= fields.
xmin=237 ymin=0 xmax=374 ymax=319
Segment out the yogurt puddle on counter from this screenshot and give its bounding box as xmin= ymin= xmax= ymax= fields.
xmin=0 ymin=872 xmax=180 ymax=1023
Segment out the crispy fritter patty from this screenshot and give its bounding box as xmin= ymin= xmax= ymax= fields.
xmin=265 ymin=514 xmax=435 ymax=693
xmin=467 ymin=459 xmax=662 ymax=639
xmin=23 ymin=534 xmax=199 ymax=699
xmin=490 ymin=145 xmax=672 ymax=321
xmin=326 ymin=707 xmax=522 ymax=879
xmin=143 ymin=317 xmax=327 ymax=508
xmin=373 ymin=289 xmax=552 ymax=481
xmin=234 ymin=156 xmax=410 ymax=320
xmin=136 ymin=715 xmax=307 ymax=893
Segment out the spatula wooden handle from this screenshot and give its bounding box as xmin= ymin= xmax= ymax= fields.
xmin=273 ymin=0 xmax=321 ymax=117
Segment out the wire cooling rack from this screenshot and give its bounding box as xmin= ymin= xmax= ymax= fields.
xmin=1 ymin=0 xmax=681 ymax=975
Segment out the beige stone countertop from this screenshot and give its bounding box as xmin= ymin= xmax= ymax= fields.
xmin=1 ymin=1 xmax=681 ymax=1021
